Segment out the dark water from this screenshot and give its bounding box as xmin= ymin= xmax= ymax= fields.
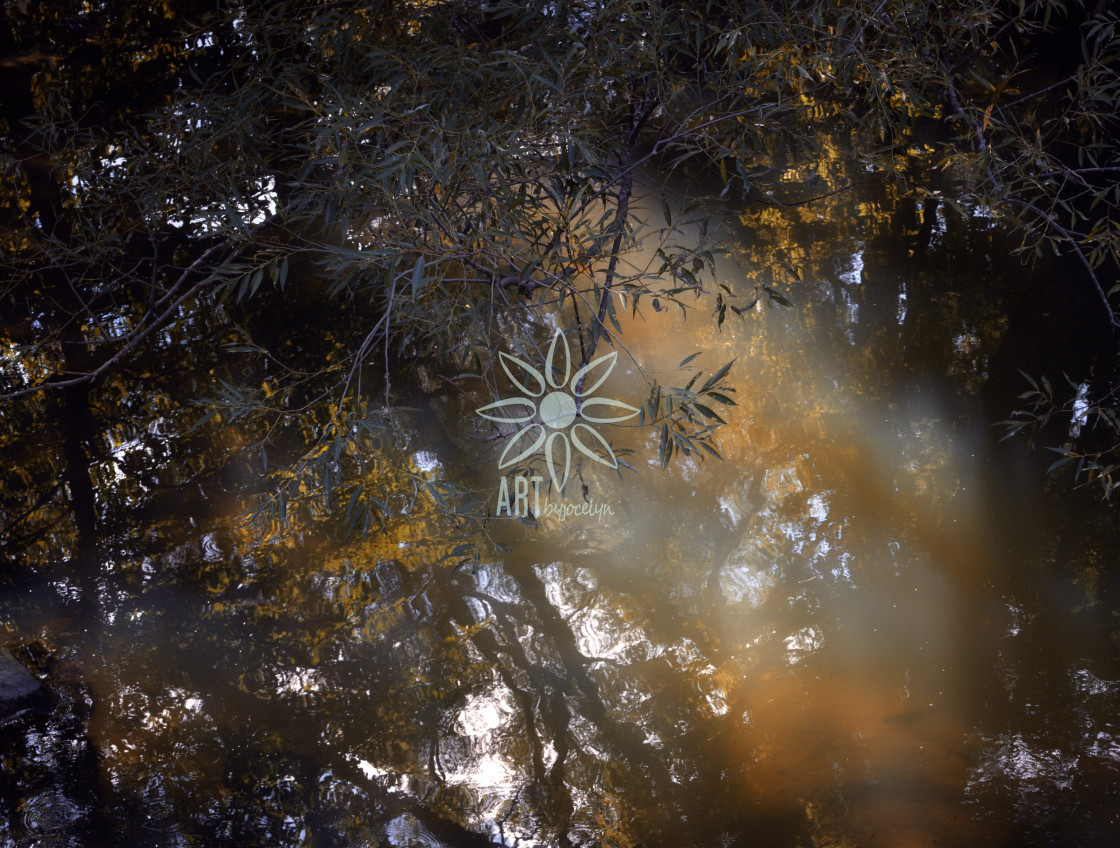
xmin=2 ymin=153 xmax=1119 ymax=847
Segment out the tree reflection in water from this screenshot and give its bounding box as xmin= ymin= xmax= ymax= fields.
xmin=3 ymin=154 xmax=1119 ymax=847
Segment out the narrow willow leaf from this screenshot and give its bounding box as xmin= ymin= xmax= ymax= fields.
xmin=700 ymin=359 xmax=736 ymax=393
xmin=411 ymin=254 xmax=427 ymax=297
xmin=693 ymin=403 xmax=726 ymax=423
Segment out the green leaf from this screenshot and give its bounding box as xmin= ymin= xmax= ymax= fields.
xmin=1018 ymin=370 xmax=1040 ymax=392
xmin=762 ymin=285 xmax=793 ymax=307
xmin=188 ymin=407 xmax=219 ymax=434
xmin=700 ymin=359 xmax=736 ymax=394
xmin=698 ymin=440 xmax=723 ymax=460
xmin=693 ymin=403 xmax=726 ymax=424
xmin=411 ymin=254 xmax=427 ymax=297
xmin=706 ymin=391 xmax=737 ymax=405
xmin=1047 ymin=454 xmax=1073 ymax=475
xmin=345 ymin=485 xmax=364 ymax=523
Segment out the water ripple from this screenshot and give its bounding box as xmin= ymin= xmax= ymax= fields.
xmin=375 ymin=812 xmax=447 ymax=847
xmin=19 ymin=792 xmax=83 ymax=834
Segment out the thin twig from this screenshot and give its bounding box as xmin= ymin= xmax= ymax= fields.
xmin=1009 ymin=197 xmax=1120 ymax=329
xmin=1 ymin=225 xmax=267 ymax=400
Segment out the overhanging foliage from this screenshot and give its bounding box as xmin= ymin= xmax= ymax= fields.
xmin=3 ymin=0 xmax=1119 ymax=527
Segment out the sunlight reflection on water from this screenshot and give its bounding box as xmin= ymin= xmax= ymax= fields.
xmin=6 ymin=156 xmax=1118 ymax=848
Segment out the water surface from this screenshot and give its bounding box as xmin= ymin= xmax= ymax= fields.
xmin=2 ymin=155 xmax=1118 ymax=847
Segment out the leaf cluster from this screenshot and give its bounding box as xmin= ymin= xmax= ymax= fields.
xmin=5 ymin=0 xmax=1120 ymax=532
xmin=1002 ymin=370 xmax=1120 ymax=500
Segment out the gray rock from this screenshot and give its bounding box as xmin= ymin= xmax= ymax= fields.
xmin=0 ymin=646 xmax=44 ymax=716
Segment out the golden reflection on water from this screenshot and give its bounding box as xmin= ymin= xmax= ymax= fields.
xmin=9 ymin=155 xmax=1116 ymax=847
xmin=482 ymin=176 xmax=1032 ymax=843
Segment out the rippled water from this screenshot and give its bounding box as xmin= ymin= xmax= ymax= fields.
xmin=2 ymin=155 xmax=1119 ymax=846
xmin=19 ymin=792 xmax=83 ymax=834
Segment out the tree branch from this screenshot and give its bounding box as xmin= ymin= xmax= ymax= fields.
xmin=576 ymin=98 xmax=657 ymax=375
xmin=1 ymin=225 xmax=268 ymax=400
xmin=1009 ymin=197 xmax=1120 ymax=330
